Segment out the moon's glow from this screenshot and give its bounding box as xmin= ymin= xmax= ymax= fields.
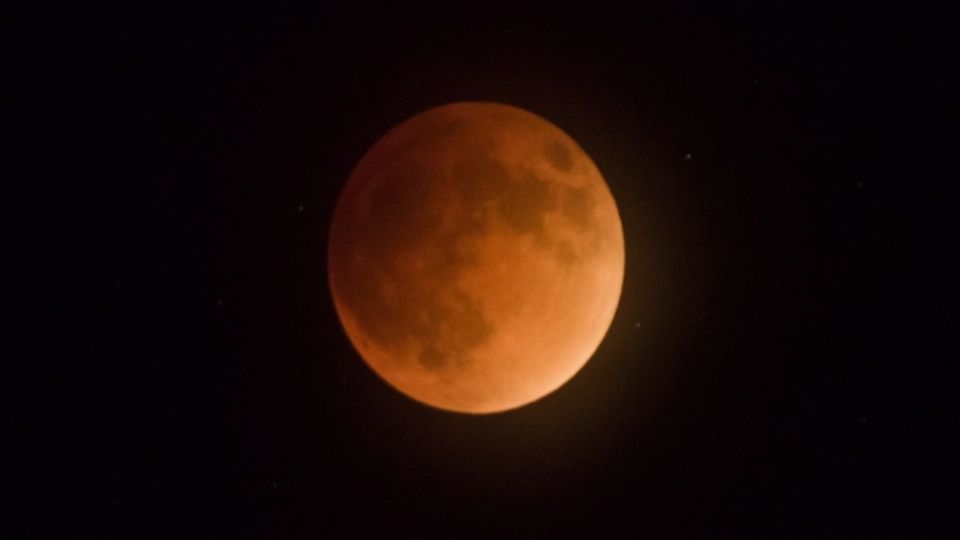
xmin=328 ymin=102 xmax=624 ymax=413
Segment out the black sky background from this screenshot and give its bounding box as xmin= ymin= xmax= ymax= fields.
xmin=10 ymin=3 xmax=956 ymax=537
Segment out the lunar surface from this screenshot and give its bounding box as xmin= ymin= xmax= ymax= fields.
xmin=328 ymin=102 xmax=624 ymax=413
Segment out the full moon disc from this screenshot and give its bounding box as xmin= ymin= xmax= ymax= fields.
xmin=328 ymin=102 xmax=624 ymax=413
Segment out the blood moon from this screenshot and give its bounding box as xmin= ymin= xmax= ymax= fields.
xmin=328 ymin=102 xmax=624 ymax=414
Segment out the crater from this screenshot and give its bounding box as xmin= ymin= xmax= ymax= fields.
xmin=419 ymin=345 xmax=446 ymax=370
xmin=560 ymin=186 xmax=595 ymax=230
xmin=452 ymin=154 xmax=512 ymax=204
xmin=366 ymin=160 xmax=442 ymax=256
xmin=414 ymin=292 xmax=493 ymax=371
xmin=497 ymin=171 xmax=556 ymax=235
xmin=545 ymin=140 xmax=573 ymax=172
xmin=554 ymin=241 xmax=579 ymax=266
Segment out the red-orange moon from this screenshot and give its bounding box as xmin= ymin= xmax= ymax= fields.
xmin=328 ymin=102 xmax=624 ymax=413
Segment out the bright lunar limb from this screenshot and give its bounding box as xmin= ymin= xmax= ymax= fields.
xmin=328 ymin=102 xmax=624 ymax=414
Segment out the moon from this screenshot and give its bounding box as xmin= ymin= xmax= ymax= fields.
xmin=328 ymin=102 xmax=624 ymax=414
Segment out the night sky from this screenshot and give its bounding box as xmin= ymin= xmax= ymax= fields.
xmin=11 ymin=4 xmax=955 ymax=537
